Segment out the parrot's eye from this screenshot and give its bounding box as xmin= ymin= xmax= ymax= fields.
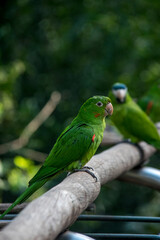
xmin=96 ymin=101 xmax=103 ymax=107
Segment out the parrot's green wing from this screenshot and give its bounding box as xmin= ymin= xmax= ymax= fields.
xmin=29 ymin=123 xmax=94 ymax=186
xmin=115 ymin=101 xmax=160 ymax=144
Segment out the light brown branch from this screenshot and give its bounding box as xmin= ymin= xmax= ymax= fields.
xmin=16 ymin=148 xmax=47 ymax=162
xmin=0 ymin=91 xmax=61 ymax=155
xmin=0 ymin=140 xmax=156 ymax=240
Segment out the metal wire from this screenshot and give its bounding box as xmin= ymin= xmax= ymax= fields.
xmin=3 ymin=214 xmax=160 ymax=223
xmin=1 ymin=214 xmax=160 ymax=239
xmin=85 ymin=233 xmax=160 ymax=239
xmin=78 ymin=215 xmax=160 ymax=223
xmin=2 ymin=214 xmax=16 ymax=220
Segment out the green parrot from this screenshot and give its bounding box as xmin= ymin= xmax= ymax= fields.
xmin=108 ymin=83 xmax=160 ymax=148
xmin=138 ymin=80 xmax=160 ymax=123
xmin=0 ymin=96 xmax=113 ymax=219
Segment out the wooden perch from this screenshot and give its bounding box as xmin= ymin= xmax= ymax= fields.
xmin=0 ymin=91 xmax=61 ymax=155
xmin=0 ymin=140 xmax=156 ymax=240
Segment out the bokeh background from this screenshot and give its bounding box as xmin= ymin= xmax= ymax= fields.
xmin=1 ymin=0 xmax=160 ymax=235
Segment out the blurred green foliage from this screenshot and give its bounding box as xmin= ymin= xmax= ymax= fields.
xmin=1 ymin=0 xmax=160 ymax=235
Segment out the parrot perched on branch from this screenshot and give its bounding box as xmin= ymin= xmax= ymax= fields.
xmin=138 ymin=80 xmax=160 ymax=123
xmin=108 ymin=83 xmax=160 ymax=148
xmin=0 ymin=96 xmax=113 ymax=219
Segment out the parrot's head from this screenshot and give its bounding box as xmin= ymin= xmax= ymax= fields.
xmin=111 ymin=82 xmax=128 ymax=103
xmin=79 ymin=96 xmax=113 ymax=123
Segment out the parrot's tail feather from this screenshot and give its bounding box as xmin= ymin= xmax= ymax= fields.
xmin=0 ymin=179 xmax=48 ymax=219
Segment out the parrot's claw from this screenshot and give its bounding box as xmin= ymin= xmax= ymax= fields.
xmin=83 ymin=166 xmax=94 ymax=171
xmin=67 ymin=167 xmax=97 ymax=182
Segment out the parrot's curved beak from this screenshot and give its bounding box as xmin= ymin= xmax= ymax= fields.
xmin=105 ymin=102 xmax=113 ymax=116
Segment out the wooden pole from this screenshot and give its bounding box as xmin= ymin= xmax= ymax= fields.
xmin=0 ymin=141 xmax=156 ymax=240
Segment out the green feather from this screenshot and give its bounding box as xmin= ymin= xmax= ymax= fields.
xmin=29 ymin=124 xmax=96 ymax=186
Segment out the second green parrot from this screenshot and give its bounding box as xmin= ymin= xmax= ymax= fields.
xmin=109 ymin=83 xmax=160 ymax=148
xmin=0 ymin=95 xmax=113 ymax=219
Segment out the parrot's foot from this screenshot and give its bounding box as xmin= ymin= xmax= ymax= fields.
xmin=82 ymin=166 xmax=94 ymax=171
xmin=133 ymin=143 xmax=144 ymax=160
xmin=68 ymin=167 xmax=97 ymax=182
xmin=132 ymin=143 xmax=146 ymax=168
xmin=117 ymin=140 xmax=145 ymax=166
